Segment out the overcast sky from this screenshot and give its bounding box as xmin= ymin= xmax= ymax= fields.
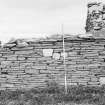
xmin=0 ymin=0 xmax=105 ymax=43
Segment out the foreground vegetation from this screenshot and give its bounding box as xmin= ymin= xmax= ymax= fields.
xmin=0 ymin=83 xmax=105 ymax=105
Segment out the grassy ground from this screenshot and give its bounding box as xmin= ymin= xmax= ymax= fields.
xmin=0 ymin=83 xmax=105 ymax=105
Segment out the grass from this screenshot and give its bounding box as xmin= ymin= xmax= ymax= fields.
xmin=0 ymin=82 xmax=105 ymax=105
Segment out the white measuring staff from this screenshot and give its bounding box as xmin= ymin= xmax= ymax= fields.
xmin=62 ymin=24 xmax=67 ymax=94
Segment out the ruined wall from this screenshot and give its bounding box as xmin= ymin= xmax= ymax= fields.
xmin=1 ymin=2 xmax=105 ymax=90
xmin=85 ymin=2 xmax=105 ymax=32
xmin=0 ymin=35 xmax=105 ymax=90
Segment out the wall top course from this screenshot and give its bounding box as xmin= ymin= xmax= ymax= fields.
xmin=2 ymin=34 xmax=105 ymax=49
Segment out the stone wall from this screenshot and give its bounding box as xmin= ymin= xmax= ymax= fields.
xmin=85 ymin=2 xmax=105 ymax=32
xmin=0 ymin=35 xmax=105 ymax=90
xmin=1 ymin=2 xmax=105 ymax=90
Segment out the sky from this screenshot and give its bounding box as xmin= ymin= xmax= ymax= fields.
xmin=0 ymin=0 xmax=105 ymax=43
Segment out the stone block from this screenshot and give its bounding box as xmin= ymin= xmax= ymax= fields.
xmin=47 ymin=66 xmax=56 ymax=70
xmin=43 ymin=49 xmax=53 ymax=57
xmin=66 ymin=61 xmax=76 ymax=65
xmin=16 ymin=43 xmax=28 ymax=48
xmin=55 ymin=65 xmax=64 ymax=69
xmin=0 ymin=57 xmax=6 ymax=61
xmin=67 ymin=56 xmax=81 ymax=60
xmin=6 ymin=78 xmax=20 ymax=82
xmin=3 ymin=43 xmax=16 ymax=48
xmin=0 ymin=51 xmax=14 ymax=54
xmin=90 ymin=77 xmax=99 ymax=82
xmin=8 ymin=69 xmax=24 ymax=73
xmin=61 ymin=52 xmax=68 ymax=58
xmin=37 ymin=56 xmax=52 ymax=61
xmin=11 ymin=62 xmax=20 ymax=67
xmin=39 ymin=70 xmax=49 ymax=74
xmin=20 ymin=63 xmax=33 ymax=67
xmin=0 ymin=78 xmax=7 ymax=82
xmin=83 ymin=53 xmax=98 ymax=57
xmin=25 ymin=69 xmax=39 ymax=74
xmin=68 ymin=51 xmax=77 ymax=56
xmin=1 ymin=83 xmax=15 ymax=88
xmin=34 ymin=51 xmax=43 ymax=56
xmin=7 ymin=56 xmax=17 ymax=60
xmin=27 ymin=57 xmax=37 ymax=61
xmin=32 ymin=65 xmax=46 ymax=69
xmin=87 ymin=81 xmax=100 ymax=85
xmin=1 ymin=61 xmax=12 ymax=67
xmin=67 ymin=82 xmax=78 ymax=86
xmin=53 ymin=49 xmax=63 ymax=53
xmin=8 ymin=72 xmax=26 ymax=75
xmin=17 ymin=56 xmax=25 ymax=60
xmin=52 ymin=53 xmax=60 ymax=60
xmin=78 ymin=82 xmax=87 ymax=85
xmin=11 ymin=46 xmax=34 ymax=51
xmin=99 ymin=77 xmax=105 ymax=85
xmin=15 ymin=50 xmax=33 ymax=55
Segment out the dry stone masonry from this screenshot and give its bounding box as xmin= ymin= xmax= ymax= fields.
xmin=0 ymin=2 xmax=105 ymax=90
xmin=85 ymin=2 xmax=105 ymax=32
xmin=0 ymin=34 xmax=105 ymax=90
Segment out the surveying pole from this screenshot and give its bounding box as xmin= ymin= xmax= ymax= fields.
xmin=62 ymin=24 xmax=67 ymax=94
